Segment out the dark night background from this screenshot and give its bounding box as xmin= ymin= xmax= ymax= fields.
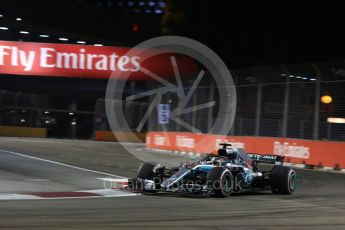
xmin=1 ymin=0 xmax=345 ymax=68
xmin=1 ymin=0 xmax=345 ymax=139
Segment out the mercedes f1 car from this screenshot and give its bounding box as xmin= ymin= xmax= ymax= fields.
xmin=129 ymin=143 xmax=297 ymax=197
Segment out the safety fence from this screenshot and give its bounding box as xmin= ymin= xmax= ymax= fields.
xmin=147 ymin=79 xmax=345 ymax=142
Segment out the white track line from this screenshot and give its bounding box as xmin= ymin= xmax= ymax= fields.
xmin=0 ymin=149 xmax=139 ymax=200
xmin=0 ymin=149 xmax=127 ymax=179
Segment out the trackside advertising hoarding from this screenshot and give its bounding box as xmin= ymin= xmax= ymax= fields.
xmin=0 ymin=41 xmax=198 ymax=80
xmin=146 ymin=132 xmax=345 ymax=169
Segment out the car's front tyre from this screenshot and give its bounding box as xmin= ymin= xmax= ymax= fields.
xmin=137 ymin=163 xmax=155 ymax=180
xmin=136 ymin=163 xmax=157 ymax=193
xmin=207 ymin=167 xmax=233 ymax=197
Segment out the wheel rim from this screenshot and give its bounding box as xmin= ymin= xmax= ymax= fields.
xmin=289 ymin=173 xmax=296 ymax=191
xmin=223 ymin=174 xmax=232 ymax=192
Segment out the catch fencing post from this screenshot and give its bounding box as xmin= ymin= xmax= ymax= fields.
xmin=311 ymin=63 xmax=321 ymax=140
xmin=255 ymin=82 xmax=262 ymax=136
xmin=281 ymin=65 xmax=290 ymax=137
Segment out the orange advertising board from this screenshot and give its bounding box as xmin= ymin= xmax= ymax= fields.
xmin=146 ymin=132 xmax=345 ymax=169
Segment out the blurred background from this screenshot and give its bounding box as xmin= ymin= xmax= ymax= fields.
xmin=0 ymin=0 xmax=345 ymax=141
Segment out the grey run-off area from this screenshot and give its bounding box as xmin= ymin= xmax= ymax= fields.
xmin=0 ymin=137 xmax=344 ymax=230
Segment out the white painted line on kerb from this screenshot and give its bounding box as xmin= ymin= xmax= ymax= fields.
xmin=98 ymin=178 xmax=128 ymax=182
xmin=98 ymin=178 xmax=129 ymax=190
xmin=0 ymin=149 xmax=127 ymax=179
xmin=30 ymin=194 xmax=139 ymax=200
xmin=0 ymin=194 xmax=41 ymax=200
xmin=0 ymin=192 xmax=139 ymax=200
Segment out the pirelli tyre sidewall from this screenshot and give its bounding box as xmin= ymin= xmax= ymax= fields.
xmin=207 ymin=167 xmax=234 ymax=197
xmin=270 ymin=165 xmax=297 ymax=194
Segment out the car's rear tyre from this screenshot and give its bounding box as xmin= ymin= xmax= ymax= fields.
xmin=270 ymin=166 xmax=296 ymax=194
xmin=207 ymin=167 xmax=233 ymax=197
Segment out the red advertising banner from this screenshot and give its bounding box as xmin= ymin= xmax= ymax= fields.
xmin=0 ymin=41 xmax=198 ymax=80
xmin=146 ymin=132 xmax=345 ymax=169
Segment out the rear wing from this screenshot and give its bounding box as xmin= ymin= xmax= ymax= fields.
xmin=247 ymin=153 xmax=284 ymax=165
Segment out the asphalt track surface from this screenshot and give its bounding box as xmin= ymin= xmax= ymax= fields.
xmin=0 ymin=137 xmax=344 ymax=230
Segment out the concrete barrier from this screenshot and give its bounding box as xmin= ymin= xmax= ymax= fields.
xmin=94 ymin=130 xmax=146 ymax=143
xmin=0 ymin=126 xmax=47 ymax=138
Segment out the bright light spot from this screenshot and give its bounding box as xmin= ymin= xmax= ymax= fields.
xmin=296 ymin=76 xmax=302 ymax=79
xmin=69 ymin=112 xmax=74 ymax=116
xmin=40 ymin=34 xmax=49 ymax=38
xmin=19 ymin=31 xmax=29 ymax=34
xmin=0 ymin=14 xmax=3 ymax=17
xmin=44 ymin=111 xmax=50 ymax=114
xmin=77 ymin=41 xmax=86 ymax=44
xmin=45 ymin=120 xmax=51 ymax=124
xmin=132 ymin=24 xmax=139 ymax=32
xmin=59 ymin=37 xmax=68 ymax=41
xmin=20 ymin=119 xmax=26 ymax=123
xmin=71 ymin=121 xmax=77 ymax=126
xmin=94 ymin=44 xmax=103 ymax=46
xmin=302 ymin=77 xmax=308 ymax=80
xmin=0 ymin=27 xmax=9 ymax=30
xmin=16 ymin=17 xmax=22 ymax=21
xmin=310 ymin=78 xmax=317 ymax=81
xmin=321 ymin=95 xmax=332 ymax=104
xmin=289 ymin=75 xmax=294 ymax=78
xmin=327 ymin=117 xmax=345 ymax=124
